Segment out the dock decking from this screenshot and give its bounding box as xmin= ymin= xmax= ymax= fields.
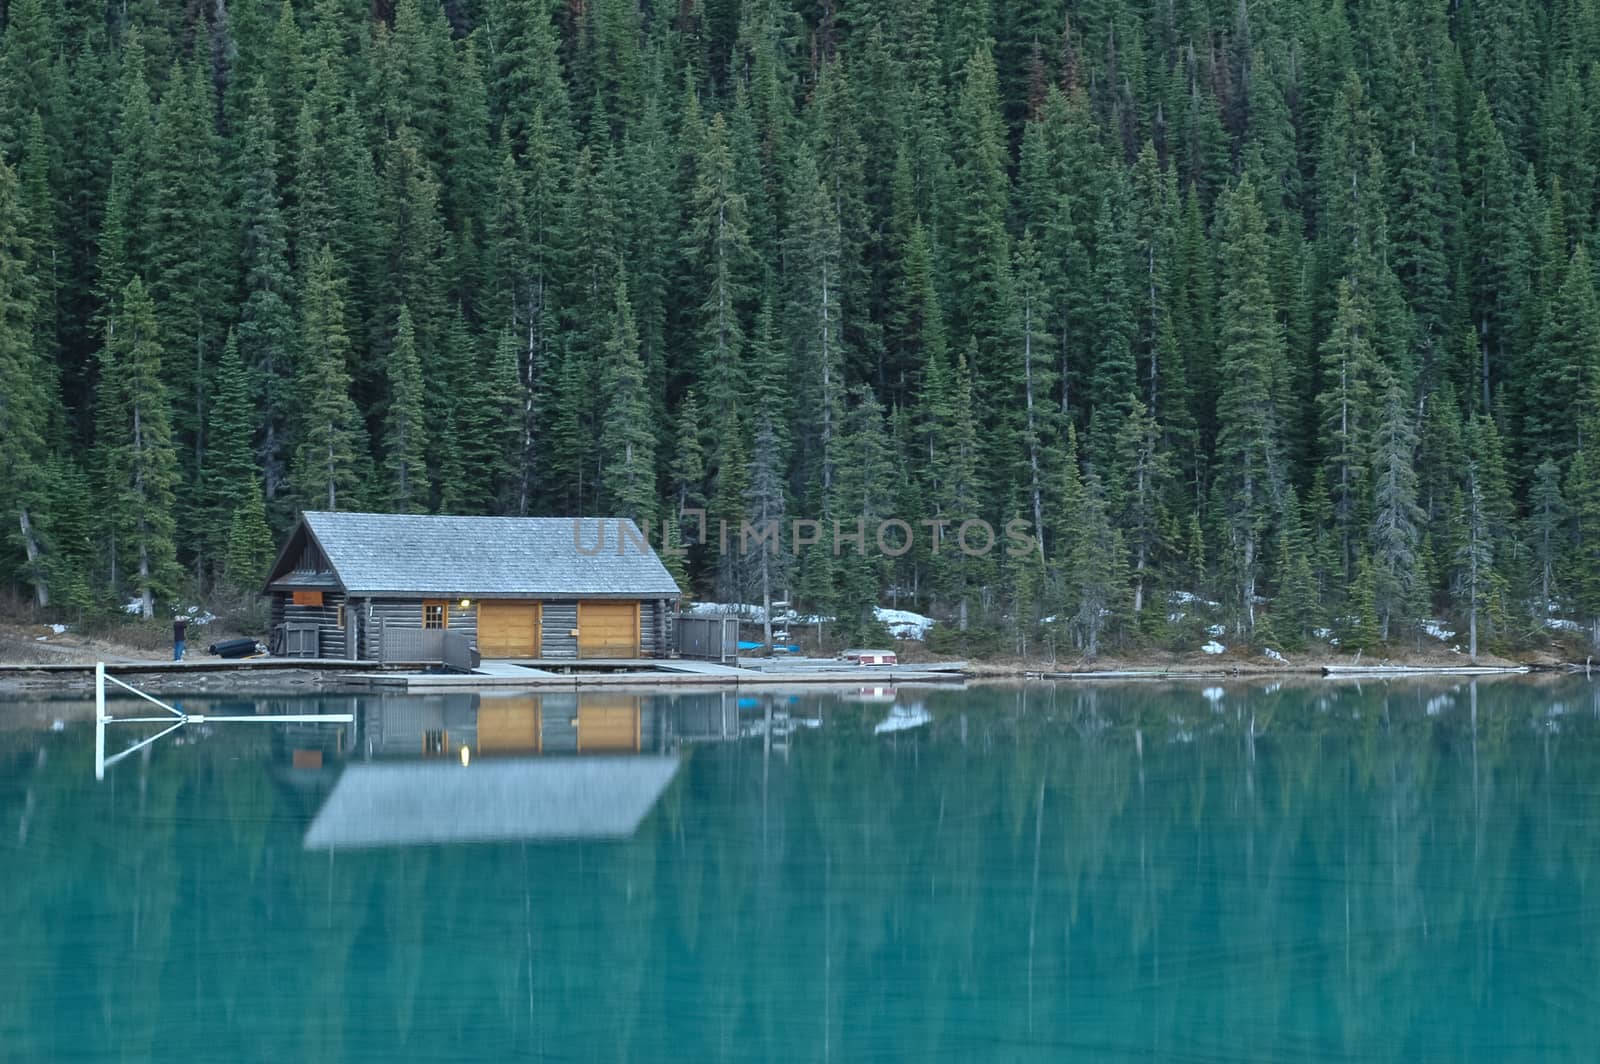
xmin=348 ymin=656 xmax=968 ymax=691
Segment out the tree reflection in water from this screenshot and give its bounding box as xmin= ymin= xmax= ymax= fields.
xmin=2 ymin=677 xmax=1599 ymax=1061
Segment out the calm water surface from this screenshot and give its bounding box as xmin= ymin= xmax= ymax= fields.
xmin=4 ymin=678 xmax=1600 ymax=1061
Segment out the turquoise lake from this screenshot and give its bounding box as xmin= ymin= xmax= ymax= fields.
xmin=4 ymin=677 xmax=1600 ymax=1061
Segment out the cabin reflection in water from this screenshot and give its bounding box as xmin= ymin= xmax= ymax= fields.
xmin=295 ymin=692 xmax=740 ymax=850
xmin=353 ymin=690 xmax=740 ymax=758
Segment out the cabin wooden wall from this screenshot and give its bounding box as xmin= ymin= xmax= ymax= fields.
xmin=363 ymin=599 xmax=478 ymax=660
xmin=539 ymin=602 xmax=579 ymax=658
xmin=272 ymin=592 xmax=347 ymax=658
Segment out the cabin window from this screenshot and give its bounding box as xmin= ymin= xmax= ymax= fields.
xmin=423 ymin=600 xmax=448 ymax=629
xmin=423 ymin=730 xmax=448 ymax=757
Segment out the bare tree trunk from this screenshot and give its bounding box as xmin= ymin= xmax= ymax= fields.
xmin=1022 ymin=296 xmax=1045 ymax=563
xmin=1468 ymin=546 xmax=1479 ymax=661
xmin=18 ymin=509 xmax=49 ymax=607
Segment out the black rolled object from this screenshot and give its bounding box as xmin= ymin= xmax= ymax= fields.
xmin=208 ymin=637 xmax=261 ymax=658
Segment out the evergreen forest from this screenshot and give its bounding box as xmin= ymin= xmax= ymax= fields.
xmin=3 ymin=0 xmax=1600 ymax=656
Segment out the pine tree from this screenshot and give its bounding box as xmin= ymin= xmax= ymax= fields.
xmin=1525 ymin=247 xmax=1600 ymax=467
xmin=688 ymin=113 xmax=753 ymax=494
xmin=223 ymin=482 xmax=276 ymax=593
xmin=1212 ymin=180 xmax=1287 ymax=636
xmin=99 ymin=279 xmax=180 ymax=619
xmin=97 ymin=40 xmax=158 ymax=314
xmin=1529 ymin=458 xmax=1564 ymax=617
xmin=1272 ymin=488 xmax=1320 ymax=649
xmin=1114 ymin=397 xmax=1170 ymax=618
xmin=1316 ymin=278 xmax=1380 ymax=578
xmin=1567 ymin=446 xmax=1600 ymax=648
xmin=744 ymin=410 xmax=789 ymax=652
xmin=236 ymin=79 xmax=297 ymax=504
xmin=1369 ymin=377 xmax=1425 ymax=641
xmin=1070 ymin=472 xmax=1128 ymax=658
xmin=384 ymin=306 xmax=428 ymax=513
xmin=291 ymin=246 xmax=369 ymax=511
xmin=0 ymin=0 xmax=58 ymax=163
xmin=599 ymin=281 xmax=657 ymax=524
xmin=945 ymin=46 xmax=1017 ymax=482
xmin=0 ymin=157 xmax=53 ymax=605
xmin=202 ymin=333 xmax=260 ymax=586
xmin=782 ymin=150 xmax=842 ymax=498
xmin=1087 ymin=182 xmax=1138 ymax=473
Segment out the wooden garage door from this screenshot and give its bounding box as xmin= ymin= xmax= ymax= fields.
xmin=577 ymin=601 xmax=639 ymax=658
xmin=576 ymin=696 xmax=640 ymax=752
xmin=477 ymin=698 xmax=541 ymax=755
xmin=477 ymin=601 xmax=541 ymax=658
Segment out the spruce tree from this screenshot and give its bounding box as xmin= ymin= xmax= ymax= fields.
xmin=1369 ymin=377 xmax=1425 ymax=640
xmin=1213 ymin=179 xmax=1287 ymax=636
xmin=291 ymin=247 xmax=369 ymax=511
xmin=202 ymin=333 xmax=260 ymax=585
xmin=0 ymin=158 xmax=53 ymax=605
xmin=236 ymin=79 xmax=297 ymax=504
xmin=1317 ymin=278 xmax=1380 ymax=578
xmin=383 ymin=306 xmax=429 ymax=513
xmin=1529 ymin=458 xmax=1564 ymax=618
xmin=599 ymin=281 xmax=657 ymax=524
xmin=223 ymin=483 xmax=276 ymax=594
xmin=99 ymin=279 xmax=180 ymax=619
xmin=1525 ymin=248 xmax=1600 ymax=467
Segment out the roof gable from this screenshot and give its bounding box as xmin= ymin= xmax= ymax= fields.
xmin=287 ymin=512 xmax=683 ymax=598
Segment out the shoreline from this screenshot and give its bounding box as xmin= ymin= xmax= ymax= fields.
xmin=0 ymin=653 xmax=1583 ymax=694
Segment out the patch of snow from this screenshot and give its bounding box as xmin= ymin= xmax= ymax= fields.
xmin=35 ymin=635 xmax=47 ymax=641
xmin=1171 ymin=591 xmax=1221 ymax=609
xmin=683 ymin=601 xmax=828 ymax=624
xmin=875 ymin=704 xmax=933 ymax=735
xmin=50 ymin=623 xmax=67 ymax=635
xmin=875 ymin=607 xmax=935 ymax=640
xmin=1421 ymin=619 xmax=1455 ymax=641
xmin=1546 ymin=618 xmax=1583 ymax=632
xmin=1263 ymin=648 xmax=1286 ymax=662
xmin=1312 ymin=627 xmax=1333 ymax=640
xmin=1206 ymin=623 xmax=1226 ymax=637
xmin=123 ymin=598 xmax=145 ymax=615
xmin=1201 ymin=640 xmax=1226 ymax=655
xmin=1168 ymin=611 xmax=1186 ymax=623
xmin=1202 ymin=687 xmax=1225 ymax=703
xmin=687 ymin=600 xmax=931 ymax=638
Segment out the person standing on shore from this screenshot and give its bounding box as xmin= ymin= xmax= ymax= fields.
xmin=173 ymin=615 xmax=188 ymax=662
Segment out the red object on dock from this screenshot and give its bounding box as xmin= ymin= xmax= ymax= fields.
xmin=842 ymin=649 xmax=897 ymax=666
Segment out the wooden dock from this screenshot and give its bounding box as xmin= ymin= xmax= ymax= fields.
xmin=1320 ymin=664 xmax=1531 ymax=677
xmin=348 ymin=657 xmax=968 ymax=691
xmin=0 ymin=658 xmax=376 ymax=675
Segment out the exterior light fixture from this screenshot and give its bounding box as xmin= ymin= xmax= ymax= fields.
xmin=459 ymin=744 xmax=471 ymax=767
xmin=459 ymin=598 xmax=471 ymax=609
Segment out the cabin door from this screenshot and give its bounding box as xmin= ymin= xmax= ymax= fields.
xmin=478 ymin=601 xmax=542 ymax=658
xmin=577 ymin=601 xmax=639 ymax=658
xmin=477 ymin=697 xmax=541 ymax=755
xmin=575 ymin=696 xmax=641 ymax=752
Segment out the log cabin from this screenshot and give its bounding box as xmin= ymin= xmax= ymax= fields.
xmin=262 ymin=512 xmax=682 ymax=661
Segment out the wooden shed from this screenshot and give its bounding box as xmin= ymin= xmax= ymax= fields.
xmin=262 ymin=512 xmax=682 ymax=662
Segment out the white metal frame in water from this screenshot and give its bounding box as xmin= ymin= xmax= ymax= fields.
xmin=94 ymin=662 xmax=354 ymax=780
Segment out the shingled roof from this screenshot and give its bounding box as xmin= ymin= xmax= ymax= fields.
xmin=304 ymin=756 xmax=682 ymax=849
xmin=268 ymin=512 xmax=683 ymax=598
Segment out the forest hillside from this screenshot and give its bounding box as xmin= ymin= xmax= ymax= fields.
xmin=2 ymin=0 xmax=1599 ymax=657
